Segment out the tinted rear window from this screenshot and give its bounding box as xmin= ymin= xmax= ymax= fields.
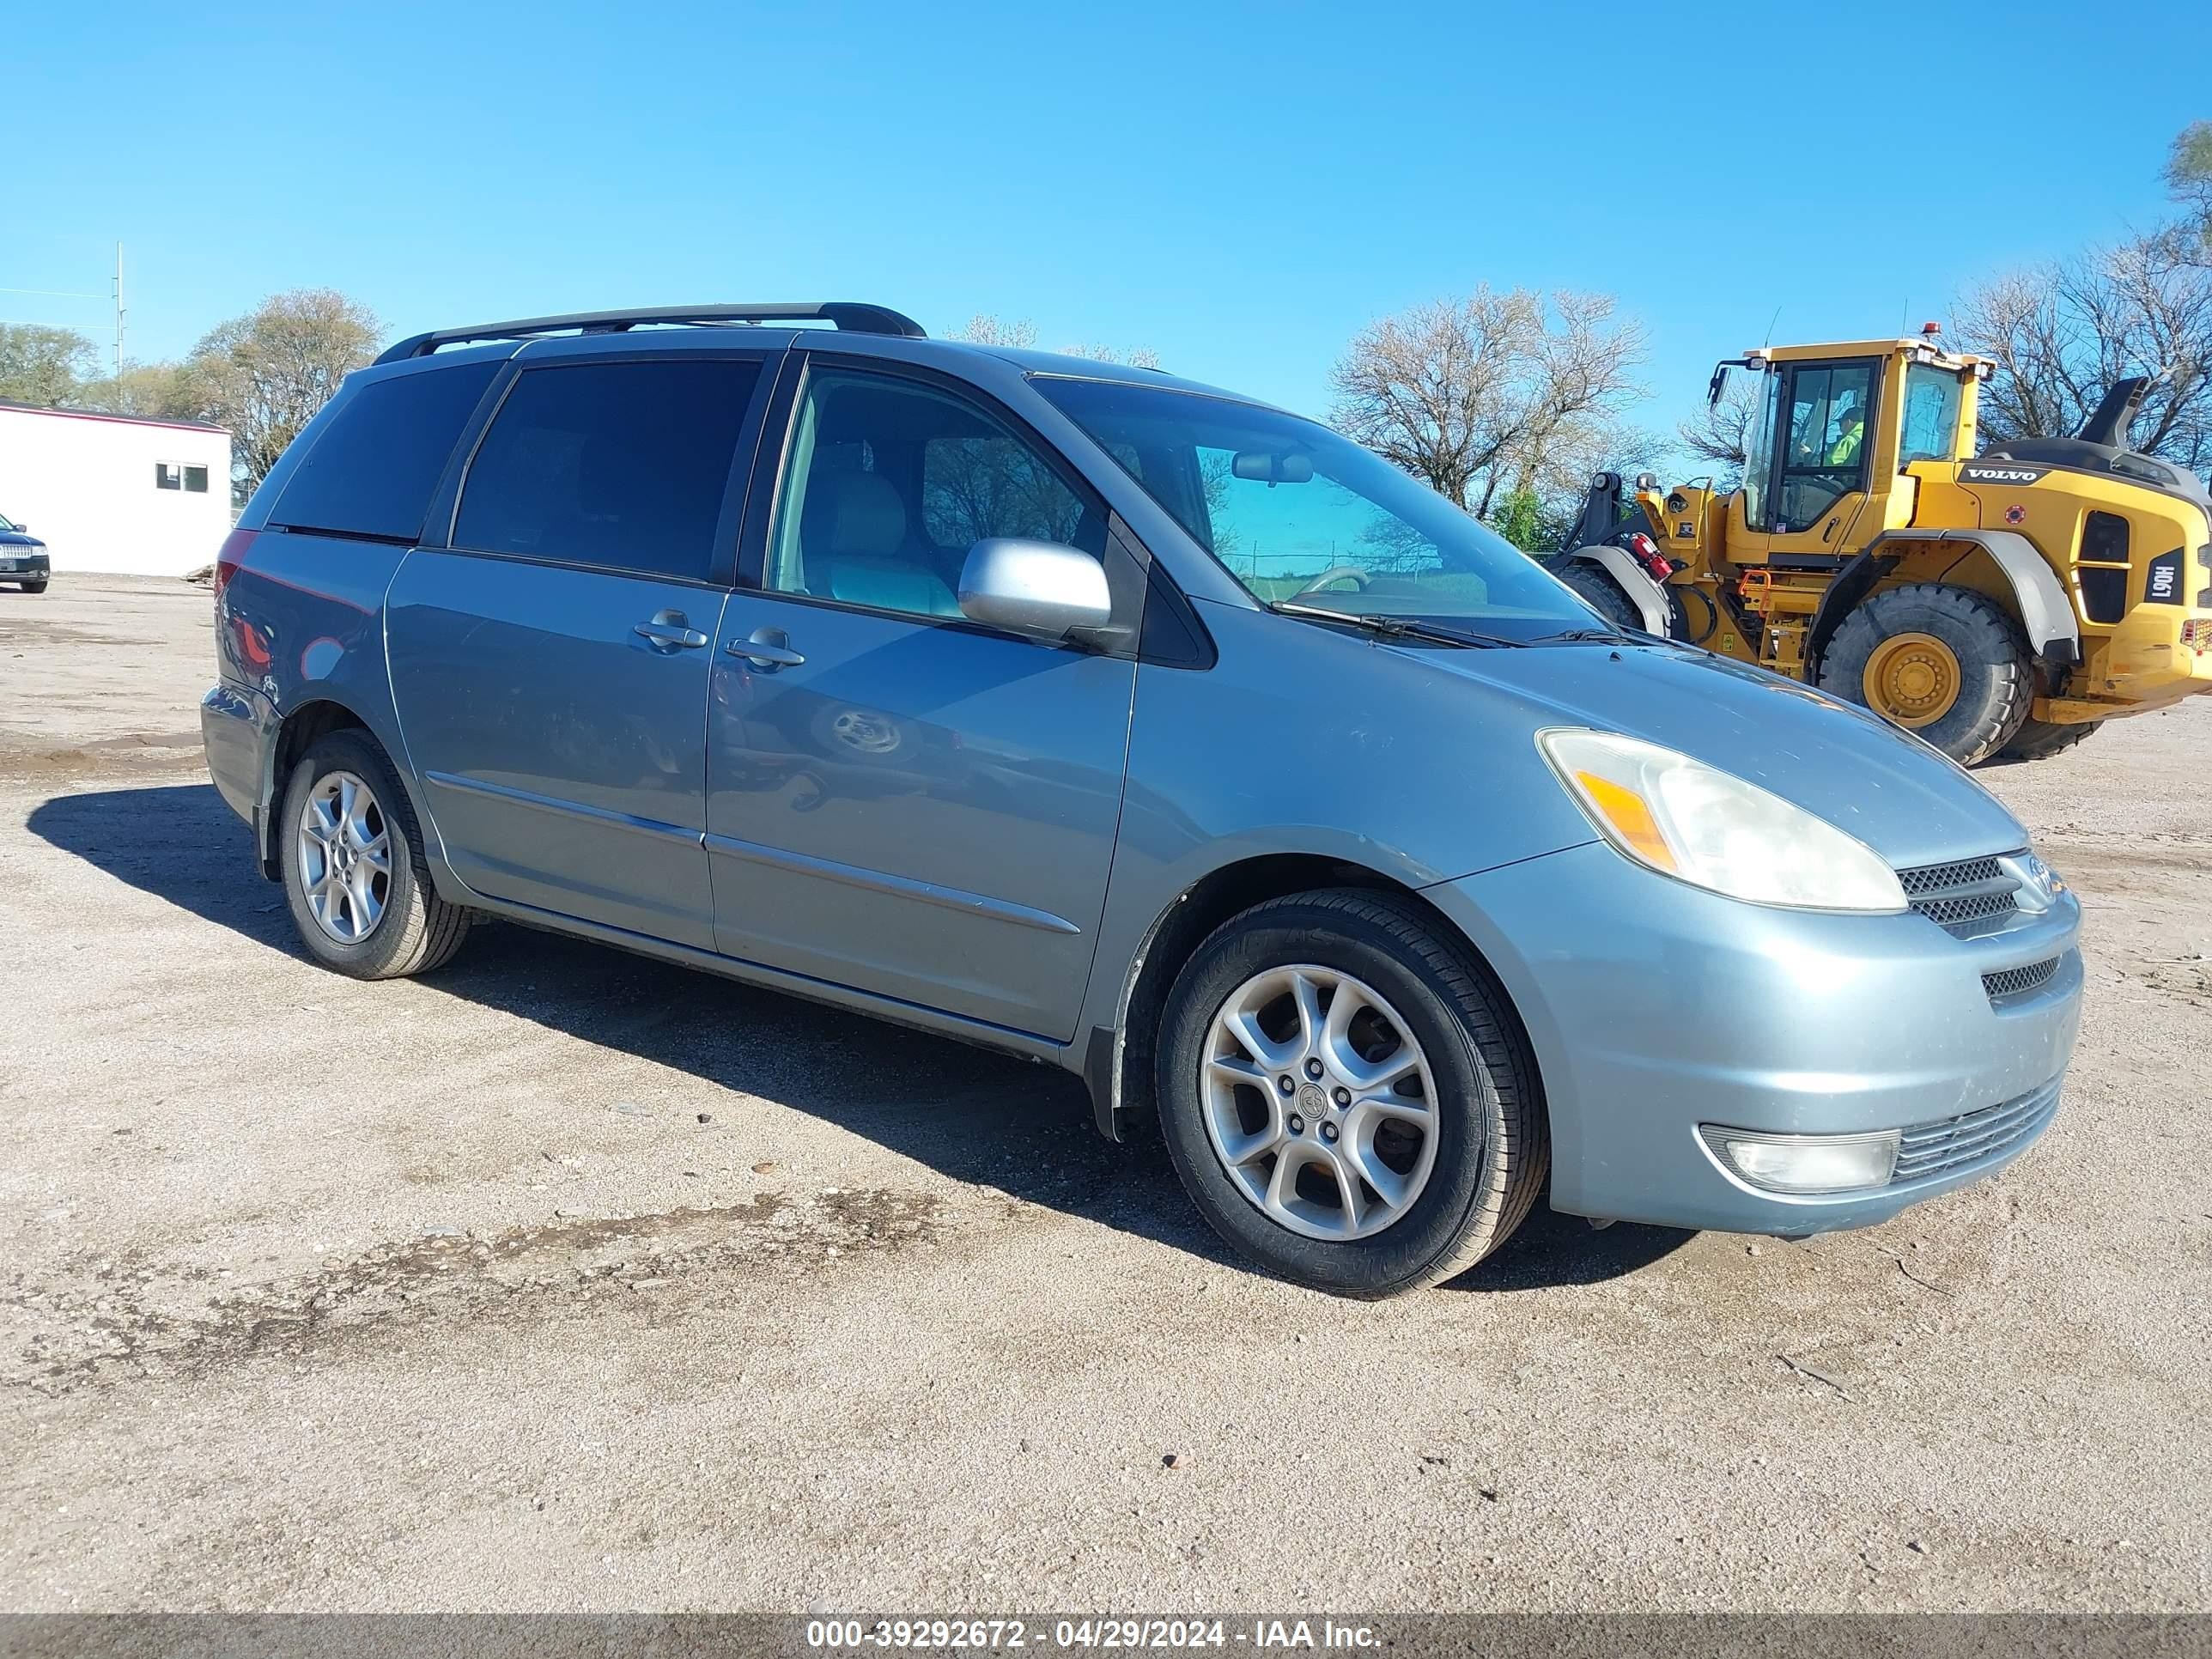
xmin=452 ymin=359 xmax=762 ymax=581
xmin=270 ymin=362 xmax=500 ymax=541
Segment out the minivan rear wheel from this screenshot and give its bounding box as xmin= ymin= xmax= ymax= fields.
xmin=278 ymin=730 xmax=471 ymax=980
xmin=1157 ymin=890 xmax=1547 ymax=1297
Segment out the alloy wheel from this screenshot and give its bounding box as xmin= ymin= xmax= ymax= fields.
xmin=1200 ymin=964 xmax=1442 ymax=1241
xmin=295 ymin=769 xmax=392 ymax=944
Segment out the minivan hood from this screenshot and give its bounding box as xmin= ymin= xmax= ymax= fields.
xmin=1411 ymin=640 xmax=2028 ymax=871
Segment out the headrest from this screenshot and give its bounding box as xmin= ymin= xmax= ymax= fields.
xmin=802 ymin=470 xmax=907 ymax=558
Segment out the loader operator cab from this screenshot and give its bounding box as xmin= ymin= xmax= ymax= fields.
xmin=1729 ymin=343 xmax=1973 ymax=541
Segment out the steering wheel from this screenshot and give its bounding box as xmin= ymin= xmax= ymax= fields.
xmin=1292 ymin=564 xmax=1373 ymax=598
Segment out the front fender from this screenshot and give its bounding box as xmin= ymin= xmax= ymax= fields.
xmin=1807 ymin=529 xmax=2081 ymax=676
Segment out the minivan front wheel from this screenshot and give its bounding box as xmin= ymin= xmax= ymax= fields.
xmin=1158 ymin=890 xmax=1547 ymax=1297
xmin=278 ymin=730 xmax=471 ymax=980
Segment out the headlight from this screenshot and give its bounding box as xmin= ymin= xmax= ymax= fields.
xmin=1538 ymin=729 xmax=1907 ymax=913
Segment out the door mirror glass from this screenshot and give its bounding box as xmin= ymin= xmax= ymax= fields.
xmin=957 ymin=538 xmax=1112 ymax=638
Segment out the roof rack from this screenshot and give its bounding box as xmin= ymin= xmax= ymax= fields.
xmin=374 ymin=302 xmax=927 ymax=365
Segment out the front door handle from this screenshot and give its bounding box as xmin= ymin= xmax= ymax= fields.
xmin=635 ymin=610 xmax=708 ymax=652
xmin=728 ymin=627 xmax=806 ymax=670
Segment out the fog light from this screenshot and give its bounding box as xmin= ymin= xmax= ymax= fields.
xmin=1698 ymin=1126 xmax=1899 ymax=1194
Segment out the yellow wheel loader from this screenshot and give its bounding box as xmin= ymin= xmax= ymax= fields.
xmin=1548 ymin=328 xmax=2212 ymax=764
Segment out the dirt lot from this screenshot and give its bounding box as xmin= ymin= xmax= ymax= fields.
xmin=2 ymin=574 xmax=2208 ymax=1613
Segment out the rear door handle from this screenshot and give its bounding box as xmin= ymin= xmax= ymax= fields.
xmin=728 ymin=628 xmax=805 ymax=670
xmin=635 ymin=611 xmax=708 ymax=651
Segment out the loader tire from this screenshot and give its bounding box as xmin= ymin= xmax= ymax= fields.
xmin=1998 ymin=717 xmax=2103 ymax=763
xmin=1819 ymin=584 xmax=2033 ymax=767
xmin=1555 ymin=562 xmax=1645 ymax=632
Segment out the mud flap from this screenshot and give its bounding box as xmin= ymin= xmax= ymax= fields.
xmin=1553 ymin=545 xmax=1674 ymax=637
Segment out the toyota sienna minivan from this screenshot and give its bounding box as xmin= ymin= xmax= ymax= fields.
xmin=201 ymin=302 xmax=2082 ymax=1297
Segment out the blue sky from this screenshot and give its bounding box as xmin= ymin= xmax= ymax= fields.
xmin=10 ymin=0 xmax=2203 ymax=442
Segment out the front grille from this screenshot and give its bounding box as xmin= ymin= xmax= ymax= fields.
xmin=1899 ymin=854 xmax=2022 ymax=933
xmin=1917 ymin=889 xmax=2019 ymax=927
xmin=1983 ymin=957 xmax=2061 ymax=1001
xmin=1893 ymin=1079 xmax=2061 ymax=1184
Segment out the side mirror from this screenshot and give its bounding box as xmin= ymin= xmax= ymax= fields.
xmin=957 ymin=538 xmax=1112 ymax=640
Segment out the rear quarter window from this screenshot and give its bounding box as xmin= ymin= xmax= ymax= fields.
xmin=270 ymin=362 xmax=501 ymax=541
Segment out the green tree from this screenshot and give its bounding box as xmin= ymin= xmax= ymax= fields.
xmin=0 ymin=324 xmax=98 ymax=407
xmin=188 ymin=289 xmax=380 ymax=494
xmin=2163 ymin=118 xmax=2212 ymax=247
xmin=73 ymin=361 xmax=204 ymax=421
xmin=1488 ymin=486 xmax=1546 ymax=551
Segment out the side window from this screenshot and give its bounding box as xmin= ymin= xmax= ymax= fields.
xmin=1900 ymin=365 xmax=1964 ymax=465
xmin=921 ymin=434 xmax=1088 ymax=549
xmin=155 ymin=463 xmax=182 ymax=490
xmin=1773 ymin=362 xmax=1875 ymax=534
xmin=454 ymin=359 xmax=761 ymax=580
xmin=271 ymin=361 xmax=501 ymax=541
xmin=766 ymin=368 xmax=1105 ymax=622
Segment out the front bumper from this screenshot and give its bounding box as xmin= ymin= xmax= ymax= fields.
xmin=0 ymin=550 xmax=49 ymax=580
xmin=1425 ymin=841 xmax=2082 ymax=1236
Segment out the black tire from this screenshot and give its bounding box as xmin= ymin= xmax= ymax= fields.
xmin=1156 ymin=889 xmax=1547 ymax=1298
xmin=1817 ymin=583 xmax=2033 ymax=766
xmin=1554 ymin=561 xmax=1645 ymax=632
xmin=276 ymin=729 xmax=471 ymax=980
xmin=21 ymin=580 xmax=47 ymax=594
xmin=1998 ymin=717 xmax=2103 ymax=763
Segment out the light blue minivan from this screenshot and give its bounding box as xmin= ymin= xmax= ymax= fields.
xmin=201 ymin=303 xmax=2081 ymax=1296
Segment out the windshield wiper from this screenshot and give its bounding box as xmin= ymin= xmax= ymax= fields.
xmin=1528 ymin=624 xmax=1634 ymax=644
xmin=1269 ymin=601 xmax=1527 ymax=648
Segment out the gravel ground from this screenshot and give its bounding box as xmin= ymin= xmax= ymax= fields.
xmin=2 ymin=575 xmax=2208 ymax=1613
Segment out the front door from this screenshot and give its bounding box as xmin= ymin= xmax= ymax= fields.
xmin=703 ymin=360 xmax=1139 ymax=1040
xmin=1753 ymin=357 xmax=1881 ymax=557
xmin=388 ymin=351 xmax=769 ymax=948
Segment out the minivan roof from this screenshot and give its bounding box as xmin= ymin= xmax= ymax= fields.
xmin=372 ymin=301 xmax=1268 ymax=409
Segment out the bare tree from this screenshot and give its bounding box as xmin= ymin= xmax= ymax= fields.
xmin=951 ymin=315 xmax=1158 ymax=367
xmin=1675 ymin=376 xmax=1763 ymax=485
xmin=951 ymin=314 xmax=1039 ymax=349
xmin=187 ymin=289 xmax=381 ymax=494
xmin=1954 ymin=235 xmax=2212 ymax=474
xmin=1061 ymin=342 xmax=1163 ymax=369
xmin=1328 ymin=288 xmax=1646 ymax=516
xmin=0 ymin=324 xmax=99 ymax=407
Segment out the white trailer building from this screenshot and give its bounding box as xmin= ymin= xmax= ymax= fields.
xmin=0 ymin=401 xmax=234 ymax=578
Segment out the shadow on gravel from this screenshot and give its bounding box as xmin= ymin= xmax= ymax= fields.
xmin=28 ymin=781 xmax=1688 ymax=1292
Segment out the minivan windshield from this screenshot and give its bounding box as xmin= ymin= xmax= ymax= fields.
xmin=1032 ymin=376 xmax=1595 ymax=639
